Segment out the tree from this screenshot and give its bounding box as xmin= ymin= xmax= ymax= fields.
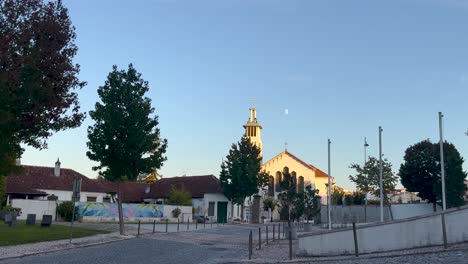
xmin=86 ymin=64 xmax=168 ymax=235
xmin=399 ymin=140 xmax=467 ymax=210
xmin=277 ymin=170 xmax=303 ymax=223
xmin=220 ymin=136 xmax=268 ymax=220
xmin=166 ymin=186 xmax=192 ymax=206
xmin=331 ymin=185 xmax=345 ymax=205
xmin=349 ymin=156 xmax=398 ymax=202
xmin=0 ymin=0 xmax=85 ymax=176
xmin=303 ymin=185 xmax=320 ymax=223
xmin=352 ymin=191 xmax=366 ymax=205
xmin=262 ymin=196 xmax=278 ymax=222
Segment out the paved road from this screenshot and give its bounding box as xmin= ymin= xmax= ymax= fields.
xmin=0 ymin=237 xmax=241 ymax=264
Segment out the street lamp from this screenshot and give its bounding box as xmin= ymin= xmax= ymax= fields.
xmin=439 ymin=112 xmax=447 ymax=211
xmin=327 ymin=139 xmax=332 ymax=231
xmin=379 ymin=126 xmax=383 ymax=223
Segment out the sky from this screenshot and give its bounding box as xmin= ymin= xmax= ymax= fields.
xmin=21 ymin=0 xmax=468 ymax=191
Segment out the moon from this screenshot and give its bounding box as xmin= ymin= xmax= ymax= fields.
xmin=284 ymin=109 xmax=289 ymax=115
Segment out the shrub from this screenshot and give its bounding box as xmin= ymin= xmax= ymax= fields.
xmin=166 ymin=186 xmax=192 ymax=206
xmin=57 ymin=201 xmax=79 ymax=222
xmin=172 ymin=207 xmax=181 ymax=218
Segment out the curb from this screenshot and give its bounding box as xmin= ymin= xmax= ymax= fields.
xmin=0 ymin=235 xmax=135 ymax=261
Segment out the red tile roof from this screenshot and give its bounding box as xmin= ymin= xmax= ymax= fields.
xmin=6 ymin=165 xmax=149 ymax=202
xmin=145 ymin=175 xmax=222 ymax=199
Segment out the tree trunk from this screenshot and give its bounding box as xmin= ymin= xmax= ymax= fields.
xmin=117 ymin=181 xmax=125 ymax=235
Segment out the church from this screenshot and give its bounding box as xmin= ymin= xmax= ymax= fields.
xmin=236 ymin=107 xmax=332 ymax=220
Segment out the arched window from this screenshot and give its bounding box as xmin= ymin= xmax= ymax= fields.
xmin=275 ymin=171 xmax=282 ymax=192
xmin=283 ymin=167 xmax=289 ymax=175
xmin=268 ymin=176 xmax=275 ymax=196
xmin=298 ymin=176 xmax=305 ymax=192
xmin=291 ymin=171 xmax=297 ymax=191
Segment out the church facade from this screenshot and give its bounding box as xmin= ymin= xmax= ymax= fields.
xmin=243 ymin=107 xmax=331 ymax=203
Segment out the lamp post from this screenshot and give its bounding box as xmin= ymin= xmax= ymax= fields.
xmin=439 ymin=112 xmax=447 ymax=211
xmin=379 ymin=126 xmax=383 ymax=222
xmin=327 ymin=139 xmax=332 ymax=230
xmin=364 ymin=137 xmax=369 ymax=222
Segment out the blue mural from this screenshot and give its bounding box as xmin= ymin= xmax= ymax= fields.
xmin=77 ymin=202 xmax=164 ymax=218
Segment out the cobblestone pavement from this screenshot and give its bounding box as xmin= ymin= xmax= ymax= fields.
xmin=2 ymin=224 xmax=468 ymax=264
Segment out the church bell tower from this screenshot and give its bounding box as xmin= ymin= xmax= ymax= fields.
xmin=243 ymin=107 xmax=263 ymax=157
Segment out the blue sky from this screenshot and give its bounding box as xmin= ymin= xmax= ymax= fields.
xmin=22 ymin=0 xmax=468 ymax=191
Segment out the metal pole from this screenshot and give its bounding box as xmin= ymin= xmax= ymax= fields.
xmin=289 ymin=230 xmax=293 ymax=260
xmin=327 ymin=139 xmax=332 ymax=230
xmin=249 ymin=230 xmax=253 ymax=259
xmin=352 ymin=222 xmax=359 ymax=257
xmin=364 ymin=137 xmax=368 ymax=223
xmin=441 ymin=213 xmax=448 ymax=249
xmin=379 ymin=126 xmax=384 ymax=222
xmin=258 ymin=227 xmax=261 ymax=249
xmin=68 ymin=195 xmax=76 ymax=244
xmin=439 ymin=112 xmax=447 ymax=211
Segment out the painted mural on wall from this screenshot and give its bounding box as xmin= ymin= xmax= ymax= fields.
xmin=77 ymin=202 xmax=164 ymax=218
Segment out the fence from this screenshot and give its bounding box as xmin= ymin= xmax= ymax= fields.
xmin=299 ymin=205 xmax=468 ymax=256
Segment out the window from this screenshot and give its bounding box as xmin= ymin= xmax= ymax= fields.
xmin=268 ymin=176 xmax=275 ymax=196
xmin=208 ymin=202 xmax=215 ymax=216
xmin=87 ymin=196 xmax=97 ymax=202
xmin=291 ymin=171 xmax=297 ymax=190
xmin=298 ymin=176 xmax=305 ymax=192
xmin=103 ymin=197 xmax=111 ymax=203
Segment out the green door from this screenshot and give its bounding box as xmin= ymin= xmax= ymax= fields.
xmin=217 ymin=202 xmax=228 ymax=223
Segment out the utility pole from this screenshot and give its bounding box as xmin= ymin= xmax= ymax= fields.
xmin=379 ymin=126 xmax=383 ymax=223
xmin=327 ymin=139 xmax=332 ymax=230
xmin=439 ymin=112 xmax=447 ymax=211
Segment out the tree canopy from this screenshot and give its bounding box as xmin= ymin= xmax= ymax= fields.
xmin=166 ymin=186 xmax=192 ymax=206
xmin=349 ymin=156 xmax=398 ymax=199
xmin=220 ymin=136 xmax=269 ymax=218
xmin=399 ymin=140 xmax=466 ymax=209
xmin=0 ymin=0 xmax=85 ymax=175
xmin=86 ymin=64 xmax=168 ymax=182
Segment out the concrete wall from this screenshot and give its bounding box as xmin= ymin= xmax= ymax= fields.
xmin=321 ymin=204 xmax=439 ymax=223
xmin=11 ymin=199 xmax=57 ymax=220
xmin=299 ymin=205 xmax=468 ymax=256
xmin=163 ymin=205 xmax=192 ymax=222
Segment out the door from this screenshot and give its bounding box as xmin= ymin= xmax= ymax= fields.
xmin=217 ymin=202 xmax=228 ymax=223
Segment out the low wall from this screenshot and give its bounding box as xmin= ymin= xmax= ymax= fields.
xmin=78 ymin=202 xmax=192 ymax=222
xmin=299 ymin=205 xmax=468 ymax=256
xmin=164 ymin=205 xmax=192 ymax=222
xmin=11 ymin=199 xmax=57 ymax=221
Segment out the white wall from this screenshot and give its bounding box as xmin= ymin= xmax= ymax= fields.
xmin=36 ymin=189 xmax=112 ymax=203
xmin=299 ymin=205 xmax=468 ymax=256
xmin=11 ymin=199 xmax=57 ymax=221
xmin=391 ymin=203 xmax=440 ymax=220
xmin=163 ymin=205 xmax=192 ymax=222
xmin=202 ymin=193 xmax=229 ymax=222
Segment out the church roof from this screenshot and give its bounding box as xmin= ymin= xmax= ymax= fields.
xmin=263 ymin=150 xmax=329 ymax=178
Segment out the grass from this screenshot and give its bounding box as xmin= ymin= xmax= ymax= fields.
xmin=0 ymin=221 xmax=110 ymax=246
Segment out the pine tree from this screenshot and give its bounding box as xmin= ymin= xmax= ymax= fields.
xmin=87 ymin=64 xmax=167 ymax=235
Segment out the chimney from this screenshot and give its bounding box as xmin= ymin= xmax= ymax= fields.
xmin=54 ymin=158 xmax=61 ymax=177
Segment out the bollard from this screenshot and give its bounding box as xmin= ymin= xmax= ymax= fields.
xmin=211 ymin=220 xmax=213 ymax=228
xmin=196 ymin=220 xmax=198 ymax=230
xmin=249 ymin=230 xmax=253 ymax=260
xmin=165 ymin=219 xmax=168 ymax=233
xmin=177 ymin=218 xmax=180 ymax=232
xmin=283 ymin=222 xmax=285 ymax=238
xmin=289 ymin=230 xmax=293 ymax=260
xmin=187 ymin=217 xmax=189 ymax=230
xmin=204 ymin=219 xmax=206 ymax=229
xmin=266 ymin=226 xmax=269 ymax=245
xmin=273 ymin=224 xmax=275 ymax=241
xmin=352 ymin=222 xmax=359 ymax=257
xmin=152 ymin=219 xmax=156 ymax=233
xmin=137 ymin=220 xmax=141 ymax=237
xmin=258 ymin=227 xmax=262 ymax=250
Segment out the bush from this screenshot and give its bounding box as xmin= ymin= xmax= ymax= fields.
xmin=57 ymin=201 xmax=79 ymax=222
xmin=2 ymin=205 xmax=22 ymax=216
xmin=166 ymin=186 xmax=192 ymax=206
xmin=172 ymin=207 xmax=181 ymax=218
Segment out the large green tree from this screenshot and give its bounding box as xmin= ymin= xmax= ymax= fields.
xmin=0 ymin=0 xmax=85 ymax=177
xmin=220 ymin=136 xmax=269 ymax=220
xmin=399 ymin=140 xmax=466 ymax=210
xmin=87 ymin=64 xmax=167 ymax=235
xmin=349 ymin=156 xmax=398 ymax=202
